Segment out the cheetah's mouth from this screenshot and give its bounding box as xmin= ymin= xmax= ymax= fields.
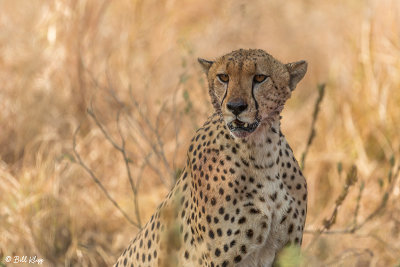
xmin=227 ymin=119 xmax=259 ymax=138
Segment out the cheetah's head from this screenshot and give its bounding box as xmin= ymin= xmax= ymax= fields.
xmin=199 ymin=49 xmax=307 ymax=139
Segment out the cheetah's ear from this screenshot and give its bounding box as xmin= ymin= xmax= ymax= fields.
xmin=198 ymin=58 xmax=214 ymax=74
xmin=286 ymin=60 xmax=308 ymax=91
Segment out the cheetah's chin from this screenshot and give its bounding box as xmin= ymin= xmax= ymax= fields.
xmin=227 ymin=119 xmax=259 ymax=138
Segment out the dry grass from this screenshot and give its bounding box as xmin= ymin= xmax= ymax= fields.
xmin=1 ymin=0 xmax=400 ymax=266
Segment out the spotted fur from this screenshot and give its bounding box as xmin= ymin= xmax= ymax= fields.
xmin=115 ymin=49 xmax=308 ymax=267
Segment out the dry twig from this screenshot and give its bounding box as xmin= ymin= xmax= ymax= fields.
xmin=301 ymin=84 xmax=325 ymax=171
xmin=305 ymin=165 xmax=358 ymax=250
xmin=305 ymin=157 xmax=400 ymax=247
xmin=128 ymin=86 xmax=176 ymax=186
xmin=72 ymin=125 xmax=140 ymax=228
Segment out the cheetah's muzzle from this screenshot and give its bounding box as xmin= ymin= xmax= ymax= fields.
xmin=227 ymin=118 xmax=259 ymax=138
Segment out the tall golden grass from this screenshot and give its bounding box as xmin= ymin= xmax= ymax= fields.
xmin=1 ymin=0 xmax=400 ymax=266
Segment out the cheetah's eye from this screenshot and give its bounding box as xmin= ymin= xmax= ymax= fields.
xmin=253 ymin=74 xmax=268 ymax=83
xmin=217 ymin=74 xmax=229 ymax=83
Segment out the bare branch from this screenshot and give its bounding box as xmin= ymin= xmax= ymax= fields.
xmin=305 ymin=165 xmax=357 ymax=250
xmin=129 ymin=85 xmax=175 ymax=184
xmin=116 ymin=110 xmax=142 ymax=227
xmin=352 ymin=180 xmax=364 ymax=228
xmin=136 ymin=152 xmax=154 ymax=190
xmin=76 ymin=43 xmax=143 ymax=228
xmin=86 ymin=103 xmax=143 ymax=228
xmin=124 ymin=125 xmax=169 ymax=187
xmin=72 ymin=125 xmax=140 ymax=228
xmin=301 ymin=84 xmax=325 ymax=170
xmin=305 ymin=159 xmax=400 ymax=240
xmin=87 ymin=103 xmax=123 ymax=153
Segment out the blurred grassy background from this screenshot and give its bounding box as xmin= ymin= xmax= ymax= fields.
xmin=1 ymin=0 xmax=400 ymax=266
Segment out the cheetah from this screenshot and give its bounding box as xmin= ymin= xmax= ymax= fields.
xmin=115 ymin=49 xmax=308 ymax=267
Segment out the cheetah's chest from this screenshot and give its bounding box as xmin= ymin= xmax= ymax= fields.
xmin=191 ymin=132 xmax=295 ymax=265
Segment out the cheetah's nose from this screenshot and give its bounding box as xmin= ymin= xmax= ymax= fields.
xmin=227 ymin=98 xmax=248 ymax=116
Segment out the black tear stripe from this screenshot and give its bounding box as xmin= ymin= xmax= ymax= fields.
xmin=220 ymin=85 xmax=228 ymax=108
xmin=210 ymin=82 xmax=221 ymax=113
xmin=252 ymin=62 xmax=259 ymax=111
xmin=251 ymin=81 xmax=261 ymax=121
xmin=251 ymin=81 xmax=259 ymax=110
xmin=220 ymin=62 xmax=230 ymax=108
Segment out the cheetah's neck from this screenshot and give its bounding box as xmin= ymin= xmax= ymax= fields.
xmin=239 ymin=119 xmax=281 ymax=167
